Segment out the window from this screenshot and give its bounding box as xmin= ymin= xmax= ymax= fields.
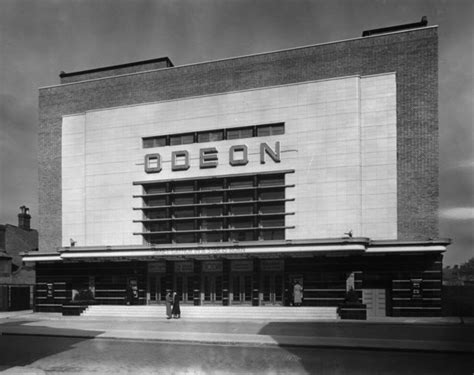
xmin=228 ymin=177 xmax=253 ymax=188
xmin=143 ymin=123 xmax=284 ymax=148
xmin=145 ymin=197 xmax=167 ymax=207
xmin=260 ymin=202 xmax=285 ymax=214
xmin=173 ymin=208 xmax=195 ymax=218
xmin=146 ymin=222 xmax=170 ymax=232
xmin=149 ymin=234 xmax=171 ymax=244
xmin=145 ymin=184 xmax=167 ymax=194
xmin=229 ymin=230 xmax=255 ymax=242
xmin=199 ymin=180 xmax=222 ymax=191
xmin=259 ymin=175 xmax=284 ymax=186
xmin=202 ymin=232 xmax=224 ymax=243
xmin=257 ymin=123 xmax=285 ymax=136
xmin=200 ymin=192 xmax=223 ymax=204
xmin=173 ymin=195 xmax=194 ymax=205
xmin=229 ymin=204 xmax=254 ymax=215
xmin=259 ymin=189 xmax=284 ymax=200
xmin=146 ymin=209 xmax=169 ymax=219
xmin=198 ymin=131 xmax=224 ymax=143
xmin=260 ymin=216 xmax=284 ymax=227
xmin=173 ymin=181 xmax=194 ymax=192
xmin=143 ymin=136 xmax=166 ymax=148
xmin=173 ymin=233 xmax=195 ymax=243
xmin=201 ymin=206 xmax=223 ymax=217
xmin=229 ymin=191 xmax=253 ymax=202
xmin=261 ymin=229 xmax=284 ymax=240
xmin=174 ymin=221 xmax=195 ymax=231
xmin=170 ymin=133 xmax=194 ymax=146
xmin=227 ymin=127 xmax=253 ymax=140
xmin=201 ymin=219 xmax=223 ymax=230
xmin=143 ymin=138 xmax=154 ymax=148
xmin=229 ymin=218 xmax=253 ymax=229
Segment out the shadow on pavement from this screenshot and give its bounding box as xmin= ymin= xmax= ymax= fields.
xmin=258 ymin=321 xmax=474 ymax=374
xmin=258 ymin=321 xmax=474 ymax=342
xmin=0 ymin=319 xmax=104 ymax=372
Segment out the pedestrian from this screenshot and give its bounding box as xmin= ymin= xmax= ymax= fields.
xmin=126 ymin=284 xmax=133 ymax=305
xmin=165 ymin=290 xmax=172 ymax=319
xmin=172 ymin=291 xmax=181 ymax=319
xmin=293 ymin=280 xmax=303 ymax=307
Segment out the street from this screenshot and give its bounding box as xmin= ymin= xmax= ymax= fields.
xmin=1 ymin=335 xmax=473 ymax=374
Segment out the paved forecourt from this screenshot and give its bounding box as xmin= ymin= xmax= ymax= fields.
xmin=0 ymin=311 xmax=473 ymax=353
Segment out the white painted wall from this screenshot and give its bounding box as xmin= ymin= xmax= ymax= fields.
xmin=62 ymin=73 xmax=397 ymax=247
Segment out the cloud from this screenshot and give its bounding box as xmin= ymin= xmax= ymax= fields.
xmin=455 ymin=159 xmax=474 ymax=169
xmin=442 ymin=158 xmax=474 ymax=170
xmin=440 ymin=207 xmax=474 ymax=220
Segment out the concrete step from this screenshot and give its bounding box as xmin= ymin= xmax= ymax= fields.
xmin=82 ymin=305 xmax=339 ymax=320
xmin=84 ymin=306 xmax=337 ymax=311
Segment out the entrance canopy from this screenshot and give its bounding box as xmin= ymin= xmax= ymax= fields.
xmin=22 ymin=237 xmax=450 ymax=263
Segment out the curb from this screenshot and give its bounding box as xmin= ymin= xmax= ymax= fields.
xmin=2 ymin=312 xmax=473 ymax=326
xmin=3 ymin=314 xmax=473 ymax=326
xmin=2 ymin=329 xmax=473 ymax=354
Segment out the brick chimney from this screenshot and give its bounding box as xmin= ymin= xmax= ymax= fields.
xmin=18 ymin=206 xmax=31 ymax=230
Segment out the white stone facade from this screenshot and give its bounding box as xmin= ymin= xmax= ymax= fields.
xmin=62 ymin=73 xmax=397 ymax=247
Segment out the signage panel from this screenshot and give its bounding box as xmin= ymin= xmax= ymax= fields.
xmin=411 ymin=279 xmax=422 ymax=299
xmin=231 ymin=260 xmax=254 ymax=272
xmin=261 ymin=259 xmax=284 ymax=272
xmin=174 ymin=260 xmax=194 ymax=273
xmin=46 ymin=283 xmax=54 ymax=298
xmin=145 ymin=141 xmax=280 ymax=173
xmin=202 ymin=261 xmax=223 ymax=273
xmin=148 ymin=262 xmax=166 ymax=273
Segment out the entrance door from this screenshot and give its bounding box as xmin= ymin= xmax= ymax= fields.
xmin=262 ymin=274 xmax=283 ymax=305
xmin=363 ymin=289 xmax=386 ymax=318
xmin=231 ymin=274 xmax=252 ymax=304
xmin=203 ymin=274 xmax=223 ymax=304
xmin=174 ymin=275 xmax=194 ymax=304
xmin=148 ymin=275 xmax=166 ymax=304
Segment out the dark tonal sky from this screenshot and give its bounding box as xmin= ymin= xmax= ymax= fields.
xmin=0 ymin=0 xmax=472 ymax=265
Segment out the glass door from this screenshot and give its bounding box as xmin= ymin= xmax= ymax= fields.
xmin=262 ymin=273 xmax=283 ymax=305
xmin=203 ymin=274 xmax=223 ymax=304
xmin=231 ymin=274 xmax=252 ymax=304
xmin=174 ymin=275 xmax=194 ymax=304
xmin=148 ymin=275 xmax=166 ymax=304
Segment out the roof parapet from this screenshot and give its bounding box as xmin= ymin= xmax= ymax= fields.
xmin=362 ymin=16 xmax=428 ymax=37
xmin=59 ymin=57 xmax=173 ymax=84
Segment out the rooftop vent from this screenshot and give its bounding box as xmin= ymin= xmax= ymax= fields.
xmin=362 ymin=16 xmax=428 ymax=37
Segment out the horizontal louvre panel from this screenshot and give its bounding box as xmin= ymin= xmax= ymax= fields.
xmin=134 ymin=172 xmax=295 ymax=245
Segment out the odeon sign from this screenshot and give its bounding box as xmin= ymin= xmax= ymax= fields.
xmin=144 ymin=141 xmax=280 ymax=173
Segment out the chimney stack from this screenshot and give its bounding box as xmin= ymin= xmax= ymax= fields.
xmin=18 ymin=206 xmax=31 ymax=230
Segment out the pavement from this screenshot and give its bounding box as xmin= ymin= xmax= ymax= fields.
xmin=0 ymin=310 xmax=473 ymax=353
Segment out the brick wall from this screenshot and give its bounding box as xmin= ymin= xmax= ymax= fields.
xmin=4 ymin=225 xmax=38 ymax=266
xmin=38 ymin=27 xmax=439 ymax=252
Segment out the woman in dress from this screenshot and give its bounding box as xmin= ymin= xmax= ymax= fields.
xmin=293 ymin=281 xmax=303 ymax=307
xmin=171 ymin=291 xmax=181 ymax=319
xmin=165 ymin=290 xmax=172 ymax=319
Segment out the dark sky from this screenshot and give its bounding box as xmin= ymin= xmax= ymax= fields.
xmin=0 ymin=0 xmax=472 ymax=265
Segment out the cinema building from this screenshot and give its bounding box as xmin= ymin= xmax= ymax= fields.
xmin=24 ymin=19 xmax=450 ymax=317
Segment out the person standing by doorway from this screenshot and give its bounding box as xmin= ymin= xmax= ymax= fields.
xmin=293 ymin=280 xmax=303 ymax=307
xmin=165 ymin=290 xmax=172 ymax=319
xmin=172 ymin=291 xmax=181 ymax=319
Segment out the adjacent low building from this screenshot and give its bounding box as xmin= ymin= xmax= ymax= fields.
xmin=24 ymin=18 xmax=450 ymax=317
xmin=1 ymin=206 xmax=37 ymax=310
